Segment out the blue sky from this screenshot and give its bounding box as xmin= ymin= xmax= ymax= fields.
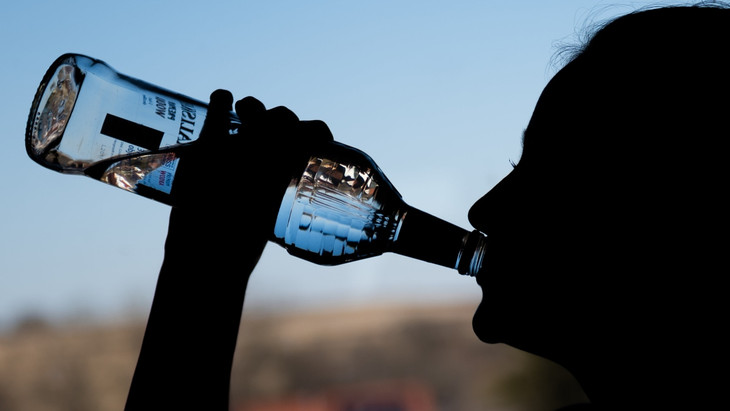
xmin=0 ymin=0 xmax=674 ymax=328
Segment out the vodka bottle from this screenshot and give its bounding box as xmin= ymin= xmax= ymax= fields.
xmin=26 ymin=53 xmax=486 ymax=276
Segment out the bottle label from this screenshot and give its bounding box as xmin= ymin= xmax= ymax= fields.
xmin=60 ymin=71 xmax=207 ymax=196
xmin=137 ymin=153 xmax=178 ymax=195
xmin=62 ymin=73 xmax=207 ymax=160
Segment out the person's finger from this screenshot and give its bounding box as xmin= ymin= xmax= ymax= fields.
xmin=298 ymin=120 xmax=334 ymax=143
xmin=209 ymin=89 xmax=234 ymax=113
xmin=198 ymin=89 xmax=233 ymax=144
xmin=235 ymin=96 xmax=266 ymax=122
xmin=266 ymin=106 xmax=300 ymax=125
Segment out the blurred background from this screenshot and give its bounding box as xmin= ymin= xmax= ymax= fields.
xmin=1 ymin=1 xmax=674 ymax=410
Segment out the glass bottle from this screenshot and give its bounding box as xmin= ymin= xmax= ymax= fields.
xmin=25 ymin=53 xmax=486 ymax=276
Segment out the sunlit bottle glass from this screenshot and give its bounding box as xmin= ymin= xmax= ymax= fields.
xmin=26 ymin=53 xmax=486 ymax=276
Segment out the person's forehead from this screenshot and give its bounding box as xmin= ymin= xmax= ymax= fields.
xmin=519 ymin=60 xmax=589 ymax=161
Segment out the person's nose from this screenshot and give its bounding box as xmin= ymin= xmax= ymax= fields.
xmin=468 ymin=169 xmax=519 ymax=235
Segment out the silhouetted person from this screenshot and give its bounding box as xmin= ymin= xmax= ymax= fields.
xmin=125 ymin=3 xmax=728 ymax=410
xmin=468 ymin=4 xmax=727 ymax=409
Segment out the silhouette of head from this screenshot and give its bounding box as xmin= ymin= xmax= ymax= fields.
xmin=468 ymin=4 xmax=728 ymax=407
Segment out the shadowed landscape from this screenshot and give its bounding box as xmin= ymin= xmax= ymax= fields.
xmin=0 ymin=304 xmax=587 ymax=411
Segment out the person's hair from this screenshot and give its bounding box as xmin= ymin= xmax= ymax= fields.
xmin=551 ymin=1 xmax=730 ymax=70
xmin=540 ymin=1 xmax=730 ymax=163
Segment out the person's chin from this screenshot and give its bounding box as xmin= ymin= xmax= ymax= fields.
xmin=472 ymin=300 xmax=503 ymax=344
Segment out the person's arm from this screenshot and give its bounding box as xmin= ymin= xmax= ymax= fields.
xmin=124 ymin=205 xmax=261 ymax=410
xmin=125 ymin=90 xmax=332 ymax=410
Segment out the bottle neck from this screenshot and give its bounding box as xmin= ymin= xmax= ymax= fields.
xmin=455 ymin=230 xmax=487 ymax=276
xmin=391 ymin=207 xmax=486 ymax=276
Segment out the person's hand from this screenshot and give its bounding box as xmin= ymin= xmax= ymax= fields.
xmin=125 ymin=91 xmax=334 ymax=410
xmin=167 ymin=89 xmax=334 ymax=269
